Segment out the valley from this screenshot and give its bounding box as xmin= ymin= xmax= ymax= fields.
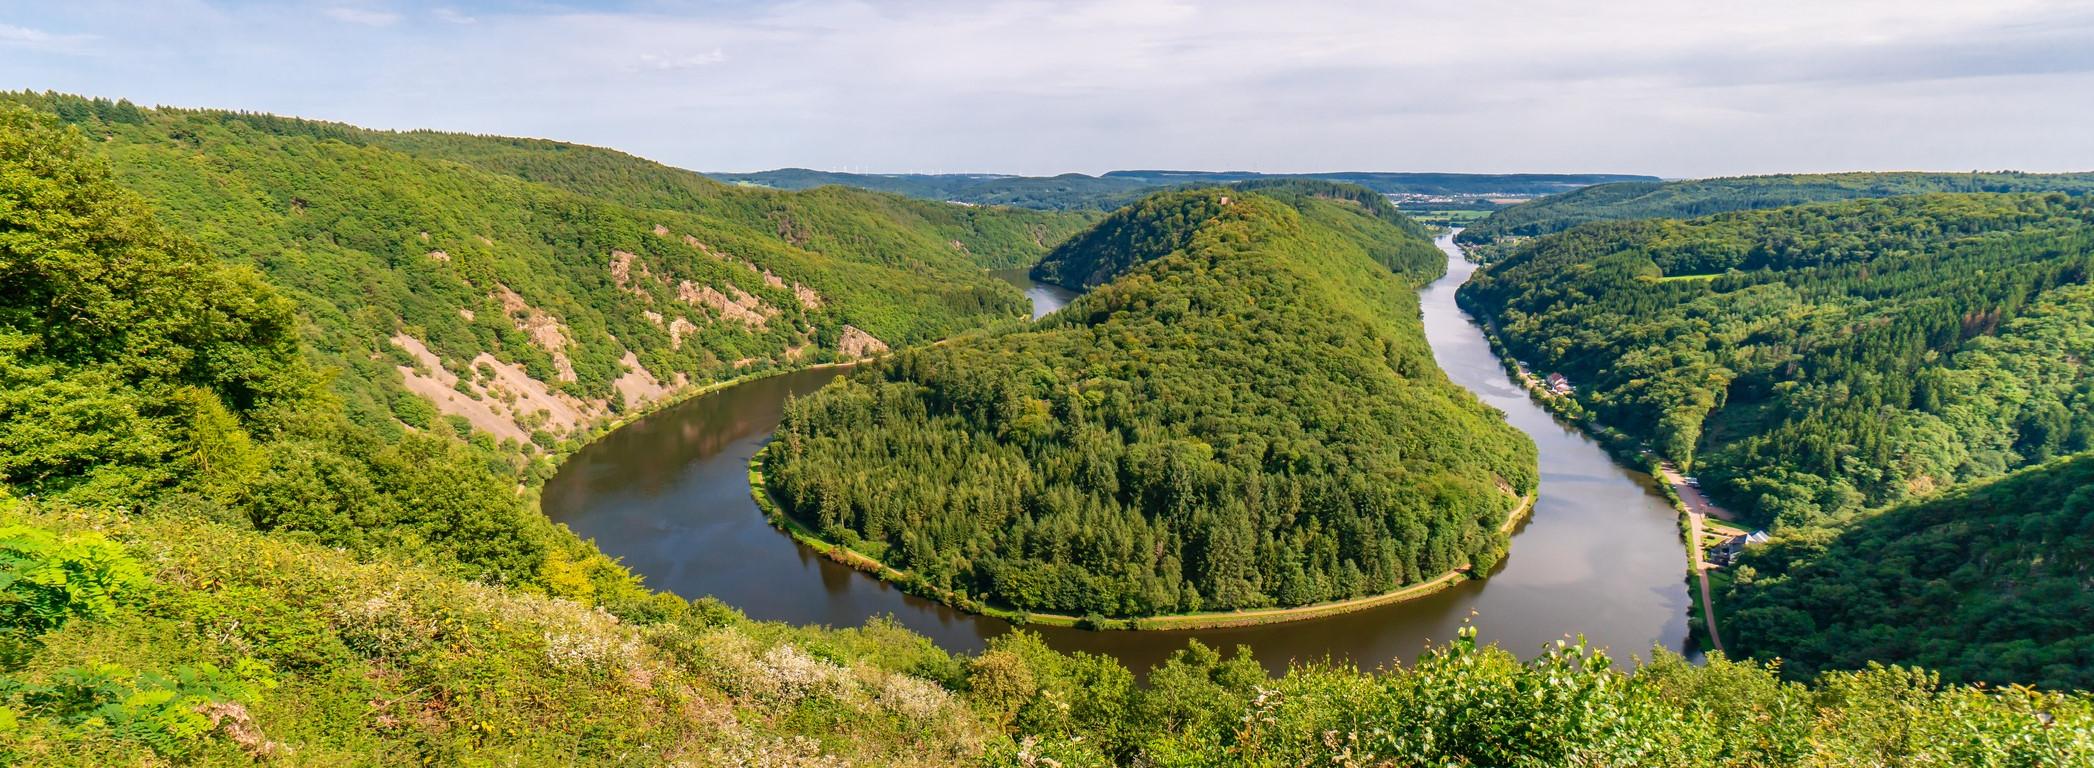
xmin=4 ymin=82 xmax=2091 ymax=763
xmin=543 ymin=230 xmax=1693 ymax=675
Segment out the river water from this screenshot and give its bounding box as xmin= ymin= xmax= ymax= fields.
xmin=543 ymin=237 xmax=1691 ymax=674
xmin=992 ymin=268 xmax=1080 ymax=319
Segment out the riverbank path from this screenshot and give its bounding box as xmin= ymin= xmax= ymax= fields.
xmin=1660 ymin=461 xmax=1735 ymax=653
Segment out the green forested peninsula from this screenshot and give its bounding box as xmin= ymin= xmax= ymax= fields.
xmin=3 ymin=102 xmax=2090 ymax=766
xmin=763 ymin=186 xmax=1537 ymax=619
xmin=1724 ymin=454 xmax=2094 ymax=690
xmin=1461 ymin=192 xmax=2094 ymax=528
xmin=1459 ymin=171 xmax=2094 ymax=246
xmin=5 ymin=92 xmax=1088 ymax=479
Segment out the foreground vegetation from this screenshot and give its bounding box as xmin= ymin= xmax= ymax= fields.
xmin=2 ymin=96 xmax=2090 ymax=765
xmin=1458 ymin=171 xmax=2094 ymax=247
xmin=13 ymin=497 xmax=2091 ymax=766
xmin=764 ymin=185 xmax=1537 ymax=619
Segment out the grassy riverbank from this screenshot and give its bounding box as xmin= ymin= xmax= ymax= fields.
xmin=749 ymin=442 xmax=1533 ymax=631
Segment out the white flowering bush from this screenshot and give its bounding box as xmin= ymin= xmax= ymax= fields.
xmin=874 ymin=672 xmax=952 ymax=721
xmin=327 ymin=592 xmax=437 ymax=659
xmin=759 ymin=643 xmax=851 ymax=704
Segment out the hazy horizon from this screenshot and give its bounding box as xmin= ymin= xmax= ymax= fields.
xmin=6 ymin=1 xmax=2092 ymax=179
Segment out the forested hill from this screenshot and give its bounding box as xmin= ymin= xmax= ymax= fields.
xmin=1031 ymin=179 xmax=1441 ymax=289
xmin=362 ymin=131 xmax=1095 ymax=271
xmin=1460 ymin=192 xmax=2094 ymax=529
xmin=1459 ymin=171 xmax=2094 ymax=245
xmin=711 ymin=167 xmax=1654 ymax=211
xmin=1723 ymin=453 xmax=2094 ymax=690
xmin=6 ymin=92 xmax=1088 ymax=476
xmin=762 ymin=186 xmax=1538 ymax=619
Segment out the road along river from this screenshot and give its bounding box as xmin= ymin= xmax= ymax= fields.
xmin=544 ymin=236 xmax=1692 ymax=674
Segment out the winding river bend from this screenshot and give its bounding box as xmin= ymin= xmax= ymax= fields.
xmin=544 ymin=238 xmax=1691 ymax=674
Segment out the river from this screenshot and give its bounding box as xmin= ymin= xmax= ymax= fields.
xmin=991 ymin=267 xmax=1080 ymax=320
xmin=543 ymin=235 xmax=1692 ymax=674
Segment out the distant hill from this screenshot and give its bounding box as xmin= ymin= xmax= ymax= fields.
xmin=762 ymin=184 xmax=1537 ymax=618
xmin=1101 ymin=170 xmax=1655 ymax=196
xmin=1032 ymin=178 xmax=1438 ymax=289
xmin=710 ymin=168 xmax=1655 ymax=211
xmin=1459 ymin=171 xmax=2094 ymax=245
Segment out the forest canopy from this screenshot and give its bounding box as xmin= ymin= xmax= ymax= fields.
xmin=1724 ymin=453 xmax=2094 ymax=690
xmin=763 ymin=186 xmax=1537 ymax=618
xmin=1459 ymin=171 xmax=2094 ymax=246
xmin=1460 ymin=191 xmax=2094 ymax=689
xmin=1461 ymin=192 xmax=2094 ymax=529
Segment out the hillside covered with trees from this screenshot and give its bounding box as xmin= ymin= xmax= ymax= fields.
xmin=0 ymin=106 xmax=555 ymax=584
xmin=1031 ymin=179 xmax=1441 ymax=289
xmin=1461 ymin=192 xmax=2094 ymax=528
xmin=1459 ymin=171 xmax=2094 ymax=246
xmin=3 ymin=100 xmax=2089 ymax=767
xmin=1724 ymin=453 xmax=2094 ymax=690
xmin=5 ymin=92 xmax=1090 ymax=478
xmin=762 ymin=186 xmax=1538 ymax=619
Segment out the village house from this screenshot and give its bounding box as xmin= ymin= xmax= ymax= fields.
xmin=1545 ymin=372 xmax=1574 ymax=396
xmin=1709 ymin=530 xmax=1771 ymax=567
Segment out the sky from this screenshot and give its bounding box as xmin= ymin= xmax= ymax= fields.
xmin=3 ymin=0 xmax=2092 ymax=178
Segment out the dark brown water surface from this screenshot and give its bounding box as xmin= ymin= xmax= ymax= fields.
xmin=543 ymin=234 xmax=1692 ymax=674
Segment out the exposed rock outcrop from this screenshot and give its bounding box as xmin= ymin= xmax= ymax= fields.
xmin=793 ymin=282 xmax=823 ymax=310
xmin=610 ymin=250 xmax=656 ymax=303
xmin=678 ymin=280 xmax=775 ymax=328
xmin=668 ymin=317 xmax=697 ymax=348
xmin=838 ymin=325 xmax=888 ymax=359
xmin=611 ymin=351 xmax=672 ymax=409
xmin=391 ymin=334 xmax=595 ymax=446
xmin=494 ymin=284 xmax=578 ymax=382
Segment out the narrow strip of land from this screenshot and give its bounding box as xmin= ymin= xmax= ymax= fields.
xmin=1682 ymin=502 xmax=1724 ymax=652
xmin=1660 ymin=461 xmax=1733 ymax=653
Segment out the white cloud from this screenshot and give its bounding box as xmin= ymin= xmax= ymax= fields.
xmin=324 ymin=6 xmax=400 ymax=27
xmin=0 ymin=22 xmax=96 ymax=53
xmin=2 ymin=0 xmax=2090 ymax=177
xmin=432 ymin=8 xmax=475 ymax=25
xmin=631 ymin=49 xmax=726 ymax=72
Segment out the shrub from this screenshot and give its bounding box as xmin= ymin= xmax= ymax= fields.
xmin=0 ymin=525 xmax=146 ymax=639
